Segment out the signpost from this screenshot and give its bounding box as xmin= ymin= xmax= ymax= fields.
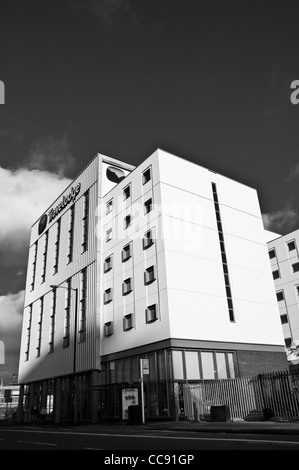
xmin=140 ymin=358 xmax=149 ymax=424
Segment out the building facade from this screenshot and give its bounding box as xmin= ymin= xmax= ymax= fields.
xmin=18 ymin=149 xmax=287 ymax=423
xmin=267 ymin=229 xmax=299 ymax=356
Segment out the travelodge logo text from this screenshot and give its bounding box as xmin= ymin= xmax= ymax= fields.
xmin=48 ymin=183 xmax=81 ymax=223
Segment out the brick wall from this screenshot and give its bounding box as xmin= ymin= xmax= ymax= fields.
xmin=236 ymin=350 xmax=288 ymax=376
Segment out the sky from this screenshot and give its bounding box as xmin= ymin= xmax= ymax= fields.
xmin=1 ymin=0 xmax=299 ymax=384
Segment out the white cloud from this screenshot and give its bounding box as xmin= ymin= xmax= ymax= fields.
xmin=0 ymin=290 xmax=24 ymax=339
xmin=26 ymin=135 xmax=75 ymax=177
xmin=0 ymin=290 xmax=24 ymax=381
xmin=285 ymin=163 xmax=299 ymax=182
xmin=262 ymin=203 xmax=299 ymax=233
xmin=0 ymin=166 xmax=71 ymax=264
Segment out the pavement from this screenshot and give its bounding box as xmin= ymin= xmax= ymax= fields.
xmin=67 ymin=418 xmax=299 ymax=435
xmin=3 ymin=418 xmax=299 ymax=435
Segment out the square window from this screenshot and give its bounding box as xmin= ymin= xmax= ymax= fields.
xmin=280 ymin=314 xmax=288 ymax=325
xmin=122 ymin=278 xmax=132 ymax=295
xmin=124 ymin=214 xmax=131 ymax=229
xmin=272 ymin=269 xmax=280 ymax=280
xmin=276 ymin=291 xmax=284 ymax=302
xmin=122 ymin=243 xmax=132 ymax=262
xmin=106 ymin=200 xmax=113 ymax=215
xmin=144 ymin=266 xmax=156 ymax=285
xmin=104 ymin=321 xmax=113 ymax=337
xmin=144 ymin=198 xmax=152 ymax=215
xmin=288 ymin=241 xmax=296 ymax=251
xmin=123 ymin=185 xmax=131 ymax=200
xmin=268 ymin=249 xmax=276 ymax=259
xmin=104 ymin=288 xmax=112 ymax=304
xmin=293 ymin=263 xmax=299 ymax=273
xmin=285 ymin=337 xmax=292 ymax=348
xmin=106 ymin=228 xmax=112 ymax=243
xmin=123 ymin=313 xmax=133 ymax=331
xmin=143 ymin=230 xmax=154 ymax=249
xmin=104 ymin=255 xmax=113 ymax=273
xmin=145 ymin=304 xmax=158 ymax=323
xmin=142 ymin=167 xmax=151 ymax=185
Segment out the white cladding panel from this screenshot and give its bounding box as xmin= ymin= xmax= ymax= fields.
xmin=19 ymin=157 xmax=99 ymax=383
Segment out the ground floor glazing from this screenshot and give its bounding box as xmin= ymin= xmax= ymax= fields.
xmin=17 ymin=347 xmax=239 ymax=423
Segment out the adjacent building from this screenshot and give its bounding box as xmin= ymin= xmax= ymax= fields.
xmin=18 ymin=149 xmax=287 ymax=423
xmin=267 ymin=229 xmax=299 ymax=356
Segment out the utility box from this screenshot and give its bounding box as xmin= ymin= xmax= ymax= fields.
xmin=128 ymin=405 xmax=142 ymax=425
xmin=210 ymin=405 xmax=231 ymax=422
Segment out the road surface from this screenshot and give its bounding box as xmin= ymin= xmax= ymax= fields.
xmin=0 ymin=426 xmax=299 ymax=451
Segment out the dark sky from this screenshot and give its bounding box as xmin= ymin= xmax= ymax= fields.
xmin=1 ymin=0 xmax=299 ymax=382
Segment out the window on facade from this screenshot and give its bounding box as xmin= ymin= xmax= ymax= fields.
xmin=79 ymin=269 xmax=87 ymax=343
xmin=215 ymin=352 xmax=227 ymax=379
xmin=143 ymin=229 xmax=154 ymax=249
xmin=122 ymin=243 xmax=132 ymax=262
xmin=276 ymin=291 xmax=284 ymax=302
xmin=285 ymin=337 xmax=292 ymax=348
xmin=272 ymin=269 xmax=280 ymax=280
xmin=106 ymin=228 xmax=112 ymax=243
xmin=212 ymin=182 xmax=235 ymax=323
xmin=293 ymin=263 xmax=299 ymax=273
xmin=288 ymin=241 xmax=296 ymax=252
xmin=142 ymin=167 xmax=151 ymax=185
xmin=104 ymin=287 xmax=113 ymax=304
xmin=268 ymin=249 xmax=276 ymax=259
xmin=25 ymin=304 xmax=33 ymax=361
xmin=296 ymin=286 xmax=299 ymax=296
xmin=144 ymin=198 xmax=152 ymax=215
xmin=49 ymin=289 xmax=57 ymax=353
xmin=106 ymin=199 xmax=113 ymax=215
xmin=82 ymin=191 xmax=89 ymax=252
xmin=122 ymin=278 xmax=132 ymax=295
xmin=67 ymin=205 xmax=75 ymax=263
xmin=123 ymin=185 xmax=131 ymax=200
xmin=36 ymin=297 xmax=44 ymax=357
xmin=104 ymin=255 xmax=113 ymax=273
xmin=144 ymin=265 xmax=156 ymax=285
xmin=63 ymin=279 xmax=72 ymax=348
xmin=124 ymin=214 xmax=131 ymax=229
xmin=172 ymin=350 xmax=184 ymax=380
xmin=227 ymin=353 xmax=235 ymax=379
xmin=185 ymin=351 xmax=200 ymax=380
xmin=104 ymin=321 xmax=113 ymax=337
xmin=53 ymin=219 xmax=61 ymax=274
xmin=280 ymin=315 xmax=288 ymax=325
xmin=41 ymin=232 xmax=48 ymax=283
xmin=145 ymin=304 xmax=158 ymax=323
xmin=31 ymin=242 xmax=38 ymax=290
xmin=123 ymin=313 xmax=134 ymax=331
xmin=201 ymin=352 xmax=215 ymax=379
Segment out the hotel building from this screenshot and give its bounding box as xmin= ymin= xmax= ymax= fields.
xmin=267 ymin=229 xmax=299 ymax=358
xmin=18 ymin=149 xmax=287 ymax=423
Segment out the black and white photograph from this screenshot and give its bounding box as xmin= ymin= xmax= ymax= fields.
xmin=1 ymin=0 xmax=299 ymax=453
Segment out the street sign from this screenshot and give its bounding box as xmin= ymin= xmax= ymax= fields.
xmin=142 ymin=358 xmax=150 ymax=375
